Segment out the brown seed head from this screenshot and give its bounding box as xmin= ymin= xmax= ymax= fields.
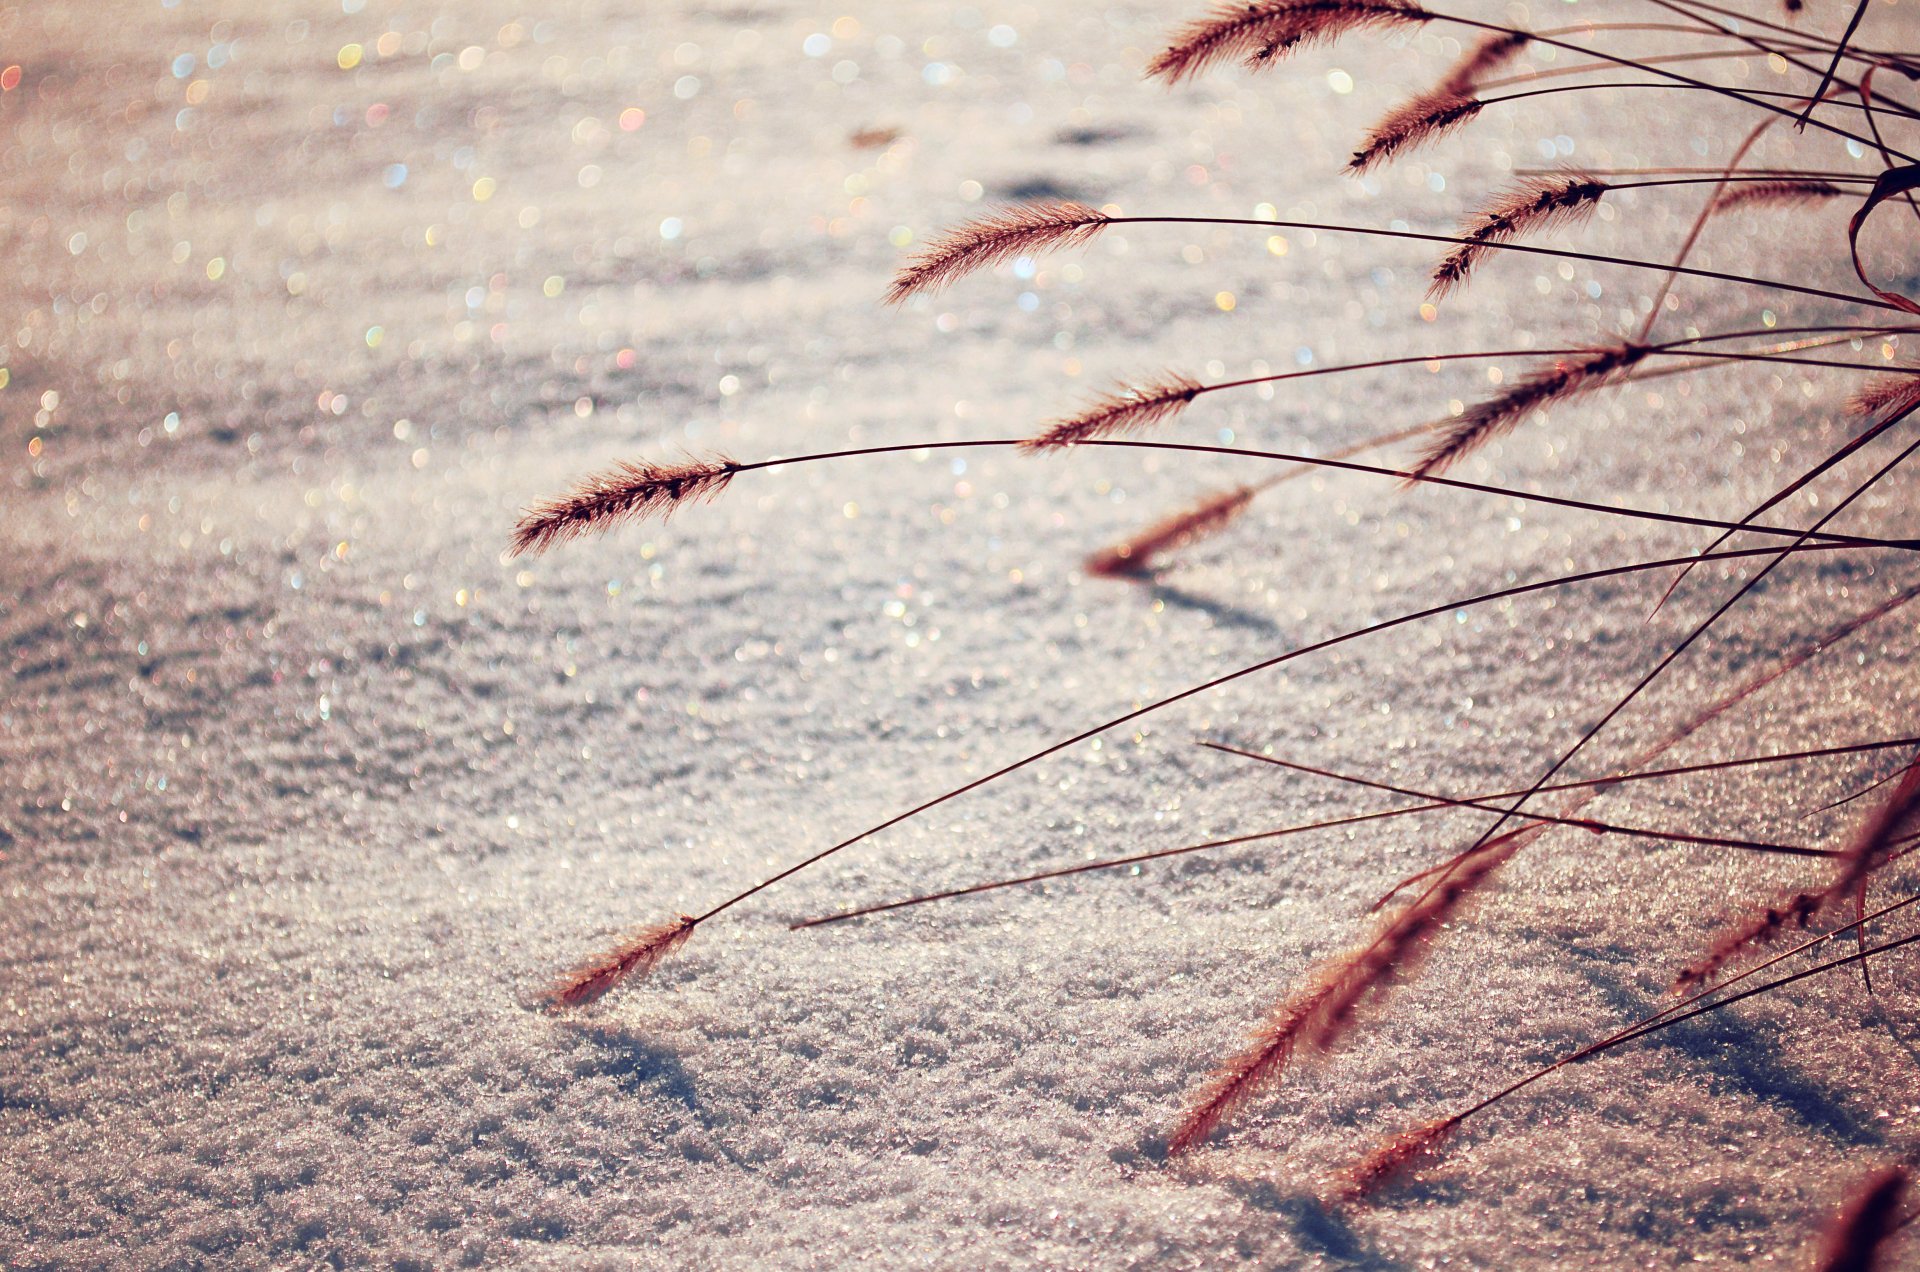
xmin=1349 ymin=92 xmax=1483 ymax=174
xmin=510 ymin=458 xmax=738 ymax=556
xmin=1148 ymin=0 xmax=1432 ymax=84
xmin=1310 ymin=825 xmax=1532 ymax=1048
xmin=1712 ymin=179 xmax=1849 ymax=214
xmin=1337 ymin=1117 xmax=1461 ymax=1200
xmin=1436 ymin=30 xmax=1531 ymax=95
xmin=886 ymin=202 xmax=1110 ymax=304
xmin=1847 ymin=367 xmax=1920 ymax=418
xmin=1168 ymin=826 xmax=1527 ymax=1154
xmin=551 ymin=915 xmax=698 ymax=1008
xmin=1024 ymin=373 xmax=1205 ymax=452
xmin=1814 ymin=1164 xmax=1909 ymax=1272
xmin=1411 ymin=344 xmax=1650 ymax=478
xmin=1085 ymin=484 xmax=1257 ymax=578
xmin=1430 ymin=173 xmax=1608 ymax=299
xmin=1167 ymin=981 xmax=1336 ymax=1156
xmin=1677 ymin=759 xmax=1920 ymax=990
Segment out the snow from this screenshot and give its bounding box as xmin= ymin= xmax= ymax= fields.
xmin=4 ymin=0 xmax=1917 ymax=1266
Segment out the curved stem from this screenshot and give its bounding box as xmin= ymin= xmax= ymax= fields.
xmin=688 ymin=540 xmax=1875 ymax=926
xmin=1482 ymin=80 xmax=1869 ymax=115
xmin=1102 ymin=216 xmax=1896 ymax=312
xmin=1643 ymin=0 xmax=1920 ymax=123
xmin=1429 ymin=13 xmax=1916 ymax=157
xmin=1444 ymin=922 xmax=1920 ymax=1129
xmin=789 ymin=738 xmax=1920 ymax=927
xmin=1518 ymin=166 xmax=1880 ymax=178
xmin=1480 ymin=50 xmax=1817 ymax=93
xmin=1798 ymin=0 xmax=1878 ymax=128
xmin=1384 ymin=415 xmax=1920 ymax=967
xmin=1598 ymin=173 xmax=1877 ymax=192
xmin=724 ymin=438 xmax=1914 ymax=550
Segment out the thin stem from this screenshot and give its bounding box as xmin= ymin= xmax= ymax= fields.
xmin=1478 ymin=49 xmax=1831 ymax=93
xmin=1446 ymin=923 xmax=1920 ymax=1127
xmin=1481 ymin=80 xmax=1870 ymax=115
xmin=1798 ymin=0 xmax=1878 ymax=128
xmin=1402 ymin=412 xmax=1920 ymax=950
xmin=1671 ymin=0 xmax=1918 ymax=66
xmin=1102 ymin=216 xmax=1896 ymax=312
xmin=701 ymin=539 xmax=1873 ymax=928
xmin=1647 ymin=374 xmax=1920 ymax=617
xmin=791 ymin=737 xmax=1919 ymax=929
xmin=1599 ymin=174 xmax=1877 ymax=191
xmin=725 ymin=439 xmax=1915 ymax=550
xmin=1197 ymin=741 xmax=1824 ymax=855
xmin=1518 ymin=166 xmax=1882 ymax=177
xmin=1644 ymin=0 xmax=1920 ymax=122
xmin=1199 ymin=740 xmax=1830 ymax=858
xmin=1429 ymin=13 xmax=1915 ymax=156
xmin=1636 ymin=105 xmax=1784 ymax=343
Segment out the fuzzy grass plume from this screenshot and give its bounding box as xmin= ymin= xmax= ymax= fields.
xmin=1848 ymin=366 xmax=1920 ymax=417
xmin=1412 ymin=344 xmax=1651 ymax=478
xmin=1336 ymin=1117 xmax=1461 ymax=1200
xmin=1084 ymin=484 xmax=1256 ymax=577
xmin=1147 ymin=0 xmax=1432 ymax=83
xmin=1024 ymin=374 xmax=1205 ymax=451
xmin=1349 ymin=92 xmax=1484 ymax=173
xmin=887 ymin=201 xmax=1110 ymax=303
xmin=1436 ymin=30 xmax=1530 ymax=95
xmin=550 ymin=915 xmax=698 ymax=1008
xmin=510 ymin=459 xmax=738 ymax=556
xmin=1168 ymin=825 xmax=1531 ymax=1153
xmin=1430 ymin=173 xmax=1608 ymax=298
xmin=1814 ymin=1165 xmax=1909 ymax=1272
xmin=1676 ymin=759 xmax=1920 ymax=989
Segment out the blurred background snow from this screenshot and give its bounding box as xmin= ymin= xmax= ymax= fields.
xmin=4 ymin=0 xmax=1919 ymax=1265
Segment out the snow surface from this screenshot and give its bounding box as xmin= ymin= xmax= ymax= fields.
xmin=4 ymin=0 xmax=1920 ymax=1267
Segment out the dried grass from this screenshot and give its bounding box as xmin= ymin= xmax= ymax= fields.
xmin=1146 ymin=0 xmax=1432 ymax=83
xmin=1024 ymin=374 xmax=1205 ymax=451
xmin=1168 ymin=827 xmax=1531 ymax=1153
xmin=1431 ymin=174 xmax=1609 ymax=298
xmin=509 ymin=459 xmax=737 ymax=556
xmin=1348 ymin=92 xmax=1484 ymax=173
xmin=549 ymin=916 xmax=697 ymax=1008
xmin=1677 ymin=759 xmax=1920 ymax=988
xmin=1712 ymin=177 xmax=1851 ymax=212
xmin=1411 ymin=344 xmax=1651 ymax=478
xmin=1084 ymin=484 xmax=1256 ymax=577
xmin=886 ymin=202 xmax=1110 ymax=304
xmin=512 ymin=1 xmax=1920 ymax=1257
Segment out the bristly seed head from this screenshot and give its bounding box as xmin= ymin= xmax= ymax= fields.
xmin=510 ymin=458 xmax=739 ymax=556
xmin=1677 ymin=759 xmax=1920 ymax=991
xmin=1085 ymin=484 xmax=1256 ymax=578
xmin=1337 ymin=1117 xmax=1461 ymax=1200
xmin=1436 ymin=30 xmax=1531 ymax=95
xmin=1429 ymin=173 xmax=1608 ymax=300
xmin=551 ymin=915 xmax=698 ymax=1008
xmin=1411 ymin=344 xmax=1650 ymax=478
xmin=1166 ymin=982 xmax=1334 ymax=1156
xmin=1023 ymin=373 xmax=1206 ymax=452
xmin=1348 ymin=92 xmax=1483 ymax=174
xmin=1168 ymin=827 xmax=1526 ymax=1155
xmin=1148 ymin=0 xmax=1433 ymax=85
xmin=886 ymin=202 xmax=1111 ymax=304
xmin=1848 ymin=366 xmax=1920 ymax=418
xmin=1711 ymin=179 xmax=1849 ymax=215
